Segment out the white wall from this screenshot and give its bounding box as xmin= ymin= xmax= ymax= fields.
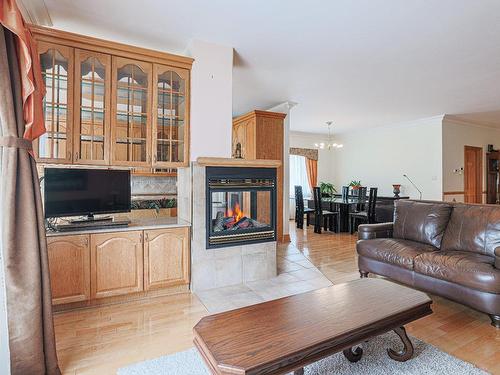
xmin=187 ymin=40 xmax=233 ymax=160
xmin=333 ymin=116 xmax=444 ymax=200
xmin=442 ymin=116 xmax=500 ymax=202
xmin=289 ymin=131 xmax=336 ymax=186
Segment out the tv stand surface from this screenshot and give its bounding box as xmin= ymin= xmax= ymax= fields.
xmin=56 ymin=219 xmax=130 ymax=232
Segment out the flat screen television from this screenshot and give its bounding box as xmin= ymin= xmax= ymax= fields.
xmin=44 ymin=168 xmax=131 ymax=219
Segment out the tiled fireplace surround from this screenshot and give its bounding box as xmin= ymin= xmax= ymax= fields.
xmin=178 ymin=162 xmax=277 ymax=292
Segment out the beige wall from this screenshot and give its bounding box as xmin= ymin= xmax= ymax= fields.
xmin=332 ymin=116 xmax=444 ymax=200
xmin=289 ymin=131 xmax=336 ymax=187
xmin=289 ymin=131 xmax=336 ymax=220
xmin=442 ymin=117 xmax=500 ymax=203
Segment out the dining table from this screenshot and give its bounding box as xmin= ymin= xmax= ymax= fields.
xmin=307 ymin=196 xmax=368 ymax=232
xmin=307 ymin=195 xmax=409 ymax=233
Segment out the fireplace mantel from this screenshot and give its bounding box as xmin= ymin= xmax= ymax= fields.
xmin=196 ymin=157 xmax=281 ymax=168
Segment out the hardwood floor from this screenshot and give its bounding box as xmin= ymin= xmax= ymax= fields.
xmin=53 ymin=222 xmax=500 ymax=374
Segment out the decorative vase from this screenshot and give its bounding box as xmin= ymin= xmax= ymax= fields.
xmin=393 ymin=184 xmax=401 ymax=198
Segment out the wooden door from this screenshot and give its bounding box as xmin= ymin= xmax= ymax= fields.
xmin=35 ymin=41 xmax=74 ymax=163
xmin=143 ymin=227 xmax=189 ymax=290
xmin=74 ymin=49 xmax=111 ymax=165
xmin=152 ymin=65 xmax=190 ymax=167
xmin=464 ymin=146 xmax=483 ymax=203
xmin=232 ymin=117 xmax=256 ymax=159
xmin=47 ymin=235 xmax=90 ymax=305
xmin=111 ymin=57 xmax=152 ymax=167
xmin=91 ymin=231 xmax=144 ymax=299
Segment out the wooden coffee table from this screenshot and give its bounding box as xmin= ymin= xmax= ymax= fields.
xmin=193 ymin=278 xmax=432 ymax=375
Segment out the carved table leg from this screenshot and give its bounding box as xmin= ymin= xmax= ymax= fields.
xmin=343 ymin=346 xmax=363 ymax=362
xmin=387 ymin=326 xmax=414 ymax=362
xmin=293 ymin=368 xmax=304 ymax=375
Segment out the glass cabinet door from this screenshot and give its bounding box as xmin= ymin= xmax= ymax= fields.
xmin=74 ymin=50 xmax=111 ymax=164
xmin=111 ymin=57 xmax=152 ymax=166
xmin=153 ymin=65 xmax=189 ymax=167
xmin=36 ymin=42 xmax=73 ymax=163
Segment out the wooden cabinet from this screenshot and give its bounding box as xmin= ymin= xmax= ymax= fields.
xmin=35 ymin=41 xmax=74 ymax=163
xmin=232 ymin=110 xmax=286 ymax=242
xmin=47 ymin=235 xmax=90 ymax=305
xmin=74 ymin=49 xmax=111 ymax=165
xmin=31 ymin=25 xmax=192 ymax=169
xmin=144 ymin=227 xmax=189 ymax=290
xmin=90 ymin=231 xmax=144 ymax=299
xmin=152 ymin=65 xmax=190 ymax=167
xmin=111 ymin=57 xmax=152 ymax=167
xmin=47 ymin=226 xmax=189 ymax=308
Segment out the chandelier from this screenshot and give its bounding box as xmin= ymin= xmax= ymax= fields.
xmin=314 ymin=121 xmax=343 ymax=150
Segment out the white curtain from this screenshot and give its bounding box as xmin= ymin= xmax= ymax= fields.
xmin=290 ymin=151 xmax=312 ymax=198
xmin=290 ymin=154 xmax=311 ymax=198
xmin=289 ymin=155 xmax=311 ymax=219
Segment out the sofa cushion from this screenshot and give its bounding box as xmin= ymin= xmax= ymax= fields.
xmin=393 ymin=200 xmax=452 ymax=248
xmin=414 ymin=251 xmax=500 ymax=293
xmin=441 ymin=204 xmax=500 ymax=257
xmin=357 ymin=238 xmax=437 ymax=270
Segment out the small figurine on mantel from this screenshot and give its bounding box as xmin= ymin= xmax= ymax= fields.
xmin=233 ymin=142 xmax=243 ymax=159
xmin=393 ymin=184 xmax=401 ymax=198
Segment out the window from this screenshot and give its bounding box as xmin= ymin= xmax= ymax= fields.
xmin=289 ymin=154 xmax=311 ymax=198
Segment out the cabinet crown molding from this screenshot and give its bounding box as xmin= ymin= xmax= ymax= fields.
xmin=233 ymin=110 xmax=287 ymax=125
xmin=29 ymin=24 xmax=194 ymax=69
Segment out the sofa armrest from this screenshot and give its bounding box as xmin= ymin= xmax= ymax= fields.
xmin=495 ymin=247 xmax=500 ymax=269
xmin=358 ymin=222 xmax=394 ymax=240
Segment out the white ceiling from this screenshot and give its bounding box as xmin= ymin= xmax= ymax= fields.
xmin=43 ymin=0 xmax=500 ymax=133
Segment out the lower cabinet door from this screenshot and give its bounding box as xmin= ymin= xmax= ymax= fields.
xmin=47 ymin=235 xmax=90 ymax=305
xmin=144 ymin=227 xmax=190 ymax=290
xmin=91 ymin=231 xmax=144 ymax=299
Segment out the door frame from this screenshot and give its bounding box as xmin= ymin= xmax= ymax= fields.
xmin=464 ymin=145 xmax=483 ymax=203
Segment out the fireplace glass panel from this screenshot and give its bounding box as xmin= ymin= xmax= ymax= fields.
xmin=210 ymin=190 xmax=271 ymax=233
xmin=206 ymin=167 xmax=277 ymax=248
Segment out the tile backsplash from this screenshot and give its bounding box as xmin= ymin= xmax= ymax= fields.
xmin=131 ymin=176 xmax=177 ymax=196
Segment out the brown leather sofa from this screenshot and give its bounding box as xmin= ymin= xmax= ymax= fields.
xmin=356 ymin=200 xmax=500 ymax=328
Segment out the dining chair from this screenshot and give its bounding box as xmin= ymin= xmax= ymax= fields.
xmin=349 ymin=187 xmax=378 ymax=234
xmin=313 ymin=187 xmax=340 ymax=234
xmin=356 ymin=186 xmax=368 ymax=211
xmin=294 ymin=185 xmax=314 ymax=229
xmin=341 ymin=186 xmax=349 ymax=200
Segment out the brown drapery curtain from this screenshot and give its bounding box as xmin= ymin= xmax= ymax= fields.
xmin=0 ymin=23 xmax=61 ymax=375
xmin=305 ymin=158 xmax=318 ymax=192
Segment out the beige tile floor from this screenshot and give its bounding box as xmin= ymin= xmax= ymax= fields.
xmin=195 ymin=249 xmax=332 ymax=313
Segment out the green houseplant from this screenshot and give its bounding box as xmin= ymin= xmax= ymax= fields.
xmin=349 ymin=180 xmax=362 ymax=190
xmin=320 ymin=182 xmax=337 ymax=197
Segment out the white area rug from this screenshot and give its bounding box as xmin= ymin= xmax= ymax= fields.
xmin=117 ymin=332 xmax=488 ymax=375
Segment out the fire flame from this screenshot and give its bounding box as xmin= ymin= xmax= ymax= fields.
xmin=227 ymin=202 xmax=244 ymax=222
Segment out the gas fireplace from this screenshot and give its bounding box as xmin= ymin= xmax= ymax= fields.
xmin=206 ymin=167 xmax=277 ymax=248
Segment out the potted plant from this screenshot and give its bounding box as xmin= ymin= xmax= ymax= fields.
xmin=130 ymin=198 xmax=177 ymax=218
xmin=320 ymin=182 xmax=337 ymax=197
xmin=349 ymin=180 xmax=362 ymax=191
